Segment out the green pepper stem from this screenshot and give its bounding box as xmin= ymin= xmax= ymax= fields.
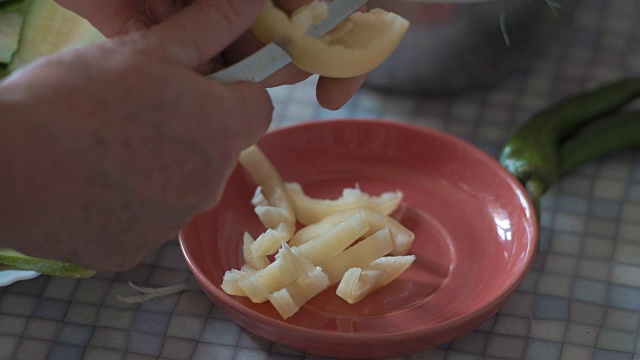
xmin=525 ymin=180 xmax=543 ymax=222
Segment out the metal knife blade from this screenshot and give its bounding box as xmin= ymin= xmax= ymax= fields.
xmin=208 ymin=0 xmax=367 ymax=84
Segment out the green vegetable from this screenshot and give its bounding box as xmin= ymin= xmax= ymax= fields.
xmin=0 ymin=11 xmax=24 ymax=65
xmin=0 ymin=0 xmax=105 ymax=279
xmin=0 ymin=249 xmax=95 ymax=278
xmin=559 ymin=110 xmax=640 ymax=175
xmin=9 ymin=0 xmax=104 ymax=71
xmin=0 ymin=0 xmax=25 ymax=12
xmin=499 ymin=78 xmax=640 ymax=218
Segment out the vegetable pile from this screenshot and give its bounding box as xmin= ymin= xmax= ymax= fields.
xmin=221 ymin=146 xmax=416 ymax=319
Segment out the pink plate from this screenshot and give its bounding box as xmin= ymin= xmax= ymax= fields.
xmin=179 ymin=119 xmax=538 ymax=359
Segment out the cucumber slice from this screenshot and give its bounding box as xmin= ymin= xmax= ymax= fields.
xmin=9 ymin=0 xmax=104 ymax=71
xmin=0 ymin=249 xmax=95 ymax=278
xmin=0 ymin=0 xmax=32 ymax=15
xmin=0 ymin=12 xmax=23 ymax=64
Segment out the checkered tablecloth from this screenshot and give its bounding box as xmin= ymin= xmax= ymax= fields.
xmin=1 ymin=0 xmax=639 ymax=359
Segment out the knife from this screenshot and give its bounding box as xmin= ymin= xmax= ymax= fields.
xmin=208 ymin=0 xmax=367 ymax=84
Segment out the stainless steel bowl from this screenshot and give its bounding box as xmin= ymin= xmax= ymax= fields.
xmin=364 ymin=0 xmax=580 ymax=95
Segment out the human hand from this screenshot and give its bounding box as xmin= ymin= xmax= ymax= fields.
xmin=0 ymin=0 xmax=271 ymax=271
xmin=55 ymin=0 xmax=367 ymax=109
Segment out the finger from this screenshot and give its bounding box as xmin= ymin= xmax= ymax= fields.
xmin=272 ymin=0 xmax=312 ymax=14
xmin=220 ymin=82 xmax=273 ymax=152
xmin=261 ymin=63 xmax=310 ymax=88
xmin=221 ymin=33 xmax=311 ymax=87
xmin=316 ymin=74 xmax=367 ymax=110
xmin=147 ymin=0 xmax=268 ymax=67
xmin=145 ymin=0 xmax=190 ymax=23
xmin=195 ymin=81 xmax=272 ymax=210
xmin=55 ymin=0 xmax=141 ymax=37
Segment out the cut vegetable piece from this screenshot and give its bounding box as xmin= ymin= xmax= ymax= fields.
xmin=254 ymin=204 xmax=296 ymax=233
xmin=250 ymin=223 xmax=292 ymax=258
xmin=285 ymin=182 xmax=403 ymax=225
xmin=240 ymin=264 xmax=260 ymax=274
xmin=237 ymin=275 xmax=271 ymax=303
xmin=0 ymin=12 xmax=23 ymax=65
xmin=285 ymin=9 xmax=410 ymax=78
xmin=289 ymin=208 xmax=414 ymax=255
xmin=269 ymin=288 xmax=299 ymax=320
xmin=368 ymin=255 xmax=416 ymax=288
xmin=292 ymin=211 xmax=369 ymax=264
xmin=295 ymin=266 xmax=329 ymax=299
xmin=337 ymin=255 xmax=416 ymax=304
xmin=253 ymin=0 xmax=327 ymax=41
xmin=269 ymin=266 xmax=329 ymax=319
xmin=336 ymin=268 xmax=382 ymax=304
xmin=9 ymin=0 xmax=104 ymax=71
xmin=319 ymin=227 xmax=393 ymax=284
xmin=221 ymin=269 xmax=251 ymax=296
xmin=117 ymin=282 xmax=192 ymax=304
xmin=251 ymin=186 xmax=268 ymax=206
xmin=0 ymin=249 xmax=95 ymax=278
xmin=289 ymin=221 xmax=334 ymax=247
xmin=238 ymin=243 xmax=300 ymax=303
xmin=251 ymin=1 xmax=409 ymax=78
xmin=289 ymin=0 xmax=327 ymax=34
xmin=289 ymin=251 xmax=316 ymax=274
xmin=239 ymin=146 xmax=295 ymax=237
xmin=243 ymin=232 xmax=270 ymax=270
xmin=251 ymin=0 xmax=300 ymax=45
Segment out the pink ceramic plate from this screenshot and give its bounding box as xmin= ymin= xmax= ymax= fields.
xmin=180 ymin=119 xmax=538 ymax=359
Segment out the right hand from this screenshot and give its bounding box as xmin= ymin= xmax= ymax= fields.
xmin=0 ymin=0 xmax=272 ymax=271
xmin=55 ymin=0 xmax=368 ymax=109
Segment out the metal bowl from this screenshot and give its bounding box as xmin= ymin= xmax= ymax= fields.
xmin=364 ymin=0 xmax=579 ymax=95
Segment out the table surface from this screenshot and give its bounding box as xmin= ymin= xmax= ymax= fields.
xmin=2 ymin=0 xmax=640 ymax=359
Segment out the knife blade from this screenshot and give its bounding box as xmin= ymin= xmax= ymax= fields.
xmin=208 ymin=0 xmax=367 ymax=84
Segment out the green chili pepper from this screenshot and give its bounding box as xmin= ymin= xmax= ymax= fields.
xmin=0 ymin=249 xmax=95 ymax=278
xmin=558 ymin=110 xmax=640 ymax=175
xmin=499 ymin=78 xmax=640 ymax=218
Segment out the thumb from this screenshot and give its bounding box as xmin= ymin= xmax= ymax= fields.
xmin=220 ymin=81 xmax=274 ymax=152
xmin=146 ymin=0 xmax=268 ymax=68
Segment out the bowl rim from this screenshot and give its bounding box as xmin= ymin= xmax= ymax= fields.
xmin=179 ymin=118 xmax=539 ymax=343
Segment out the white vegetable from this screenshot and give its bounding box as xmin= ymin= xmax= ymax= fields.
xmin=117 ymin=282 xmax=192 ymax=304
xmin=319 ymin=227 xmax=393 ymax=284
xmin=289 ymin=208 xmax=414 ymax=255
xmin=251 ymin=223 xmax=293 ymax=257
xmin=240 ymin=146 xmax=296 ymax=232
xmin=221 ymin=145 xmax=417 ymax=319
xmin=368 ymin=255 xmax=416 ymax=288
xmin=243 ymin=232 xmax=270 ymax=270
xmin=336 ymin=255 xmax=416 ymax=304
xmin=285 ymin=182 xmax=403 ymax=225
xmin=292 ymin=211 xmax=369 ymax=264
xmin=238 ymin=243 xmax=300 ymax=303
xmin=221 ymin=269 xmax=251 ymax=296
xmin=269 ymin=266 xmax=329 ymax=319
xmin=336 ymin=268 xmax=382 ymax=305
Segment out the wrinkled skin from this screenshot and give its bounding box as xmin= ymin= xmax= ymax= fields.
xmin=0 ymin=0 xmax=365 ymax=271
